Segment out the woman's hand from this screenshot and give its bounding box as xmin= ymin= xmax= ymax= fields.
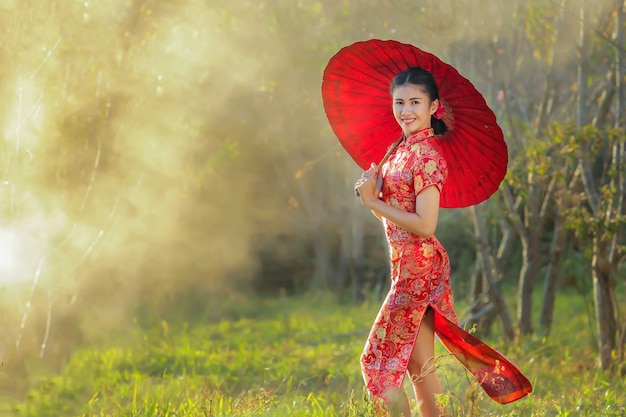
xmin=354 ymin=164 xmax=440 ymax=237
xmin=354 ymin=163 xmax=379 ymax=207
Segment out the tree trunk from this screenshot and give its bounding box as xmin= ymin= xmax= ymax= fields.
xmin=539 ymin=212 xmax=567 ymax=333
xmin=470 ymin=255 xmax=484 ymax=302
xmin=502 ymin=185 xmax=543 ymax=335
xmin=577 ymin=0 xmax=587 ymax=128
xmin=517 ymin=238 xmax=541 ymax=334
xmin=465 ymin=254 xmax=496 ymax=337
xmin=336 ymin=240 xmax=350 ymax=300
xmin=533 ymin=0 xmax=570 ymax=132
xmin=470 ymin=204 xmax=516 ymax=341
xmin=592 ymin=238 xmax=618 ymax=369
xmin=311 ymin=227 xmax=332 ymax=290
xmin=337 ymin=197 xmax=360 ymax=301
xmin=586 ymin=0 xmax=626 ymax=369
xmin=616 ymin=0 xmax=624 ymax=129
xmin=613 ymin=0 xmax=625 ymax=365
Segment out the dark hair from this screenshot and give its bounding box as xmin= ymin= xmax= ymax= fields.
xmin=390 ymin=67 xmax=448 ymax=135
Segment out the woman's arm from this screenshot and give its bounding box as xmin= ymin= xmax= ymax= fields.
xmin=370 ymin=208 xmax=383 ymax=221
xmin=355 ymin=163 xmax=440 ymax=238
xmin=364 ymin=187 xmax=440 ymax=238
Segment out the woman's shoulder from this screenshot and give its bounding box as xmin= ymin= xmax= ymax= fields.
xmin=409 ymin=137 xmax=445 ymax=159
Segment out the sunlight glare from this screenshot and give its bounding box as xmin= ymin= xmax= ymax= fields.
xmin=0 ymin=228 xmax=16 ymax=279
xmin=0 ymin=227 xmax=33 ymax=285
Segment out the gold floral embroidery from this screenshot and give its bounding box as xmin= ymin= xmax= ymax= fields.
xmin=376 ymin=326 xmax=386 ymax=340
xmin=424 ymin=159 xmax=437 ymax=175
xmin=414 ymin=175 xmax=424 ymax=191
xmin=422 ymin=243 xmax=435 ymax=258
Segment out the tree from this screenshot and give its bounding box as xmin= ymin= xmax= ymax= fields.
xmin=470 ymin=203 xmax=516 ymax=340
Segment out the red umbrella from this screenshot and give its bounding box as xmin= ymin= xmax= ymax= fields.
xmin=322 ymin=39 xmax=507 ymax=208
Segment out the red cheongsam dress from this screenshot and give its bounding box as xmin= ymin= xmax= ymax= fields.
xmin=359 ymin=128 xmax=532 ymax=406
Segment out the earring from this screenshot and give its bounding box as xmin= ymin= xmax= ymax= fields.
xmin=434 ymin=100 xmax=445 ymax=119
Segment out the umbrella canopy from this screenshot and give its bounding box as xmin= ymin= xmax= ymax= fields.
xmin=322 ymin=39 xmax=507 ymax=208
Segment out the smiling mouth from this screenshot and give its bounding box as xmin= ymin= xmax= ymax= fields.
xmin=401 ymin=118 xmax=416 ymax=124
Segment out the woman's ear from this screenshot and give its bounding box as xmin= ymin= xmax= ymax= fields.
xmin=430 ymin=99 xmax=439 ymax=115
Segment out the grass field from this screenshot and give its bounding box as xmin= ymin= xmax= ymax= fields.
xmin=2 ymin=289 xmax=625 ymax=416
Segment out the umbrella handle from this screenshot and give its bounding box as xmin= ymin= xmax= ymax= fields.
xmin=354 ymin=172 xmax=384 ymax=197
xmin=354 ymin=135 xmax=403 ymax=197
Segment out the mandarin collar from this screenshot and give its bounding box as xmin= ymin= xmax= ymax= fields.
xmin=403 ymin=128 xmax=435 ymax=147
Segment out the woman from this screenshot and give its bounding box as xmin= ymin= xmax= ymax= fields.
xmin=354 ymin=67 xmax=469 ymax=416
xmin=325 ymin=40 xmax=531 ymax=417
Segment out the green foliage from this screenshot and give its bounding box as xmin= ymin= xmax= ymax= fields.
xmin=7 ymin=291 xmax=626 ymax=417
xmin=561 ymin=126 xmax=626 ymax=243
xmin=521 ymin=0 xmax=562 ymax=62
xmin=506 ymin=121 xmax=578 ymax=201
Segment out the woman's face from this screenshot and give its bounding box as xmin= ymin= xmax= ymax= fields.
xmin=392 ymin=84 xmax=438 ymax=135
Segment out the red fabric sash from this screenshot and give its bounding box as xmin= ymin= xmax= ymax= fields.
xmin=434 ymin=311 xmax=533 ymax=404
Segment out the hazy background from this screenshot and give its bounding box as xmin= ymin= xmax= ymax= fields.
xmin=0 ymin=0 xmax=620 ymax=375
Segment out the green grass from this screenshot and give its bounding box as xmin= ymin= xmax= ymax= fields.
xmin=2 ymin=290 xmax=625 ymax=416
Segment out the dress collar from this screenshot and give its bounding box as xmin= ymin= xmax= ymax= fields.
xmin=403 ymin=128 xmax=435 ymax=146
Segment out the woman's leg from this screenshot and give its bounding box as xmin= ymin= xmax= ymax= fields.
xmin=381 ymin=387 xmax=411 ymax=417
xmin=407 ymin=308 xmax=444 ymax=417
